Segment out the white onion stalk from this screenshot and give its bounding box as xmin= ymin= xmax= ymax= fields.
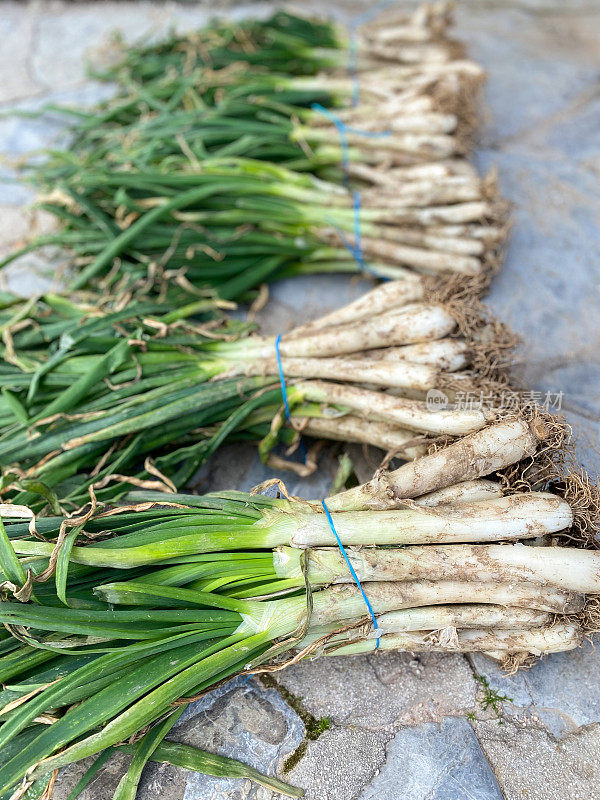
xmin=323 ymin=104 xmax=458 ymax=134
xmin=324 ymin=419 xmax=542 ymax=510
xmin=272 ymin=541 xmax=600 ymax=594
xmin=263 ymin=493 xmax=572 ymax=549
xmin=364 ymin=176 xmax=483 ymax=203
xmin=366 ymin=59 xmax=485 ymax=83
xmin=301 ymin=64 xmax=483 ymax=111
xmin=212 ymin=285 xmax=505 ymax=403
xmin=293 ymin=415 xmax=428 ymax=459
xmin=394 ymin=232 xmax=488 ymax=257
xmin=363 ymin=20 xmax=450 ymax=46
xmin=361 ymin=178 xmax=486 ymax=208
xmin=372 ymin=606 xmax=552 ymax=633
xmin=361 ymin=340 xmax=470 ymax=371
xmin=425 ymin=223 xmax=505 ymax=243
xmin=319 ymin=625 xmax=583 ymax=657
xmin=12 ymin=493 xmax=573 ymax=568
xmin=295 ymin=380 xmax=489 ymax=436
xmin=234 ymin=582 xmax=582 ymax=641
xmin=360 ymin=42 xmax=458 ymax=65
xmin=302 ymin=59 xmax=482 ymax=89
xmin=367 ymin=228 xmax=488 ymax=256
xmin=289 ymin=279 xmax=426 ymax=335
xmin=414 ymin=479 xmax=503 ymax=506
xmin=344 ymin=3 xmax=455 ymax=47
xmin=356 ymin=158 xmax=479 ymax=180
xmin=298 ymin=606 xmax=553 ymax=648
xmin=226 ymin=302 xmax=457 ymax=361
xmin=295 ymin=127 xmax=459 ymax=160
xmin=212 ymin=297 xmax=509 ymax=423
xmin=356 ymin=236 xmax=482 ymax=275
xmin=362 ymin=200 xmax=495 ymax=225
xmin=317 ymin=226 xmax=490 ymax=274
xmin=345 ymin=160 xmax=479 ymax=186
xmin=302 ymin=581 xmax=583 ymax=622
xmin=231 ymin=356 xmax=441 ymax=391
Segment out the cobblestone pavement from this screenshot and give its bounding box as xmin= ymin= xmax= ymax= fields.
xmin=2 ymin=2 xmax=600 ymax=799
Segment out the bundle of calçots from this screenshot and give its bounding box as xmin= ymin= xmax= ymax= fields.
xmin=0 ymin=419 xmax=596 ymax=800
xmin=0 ymin=280 xmax=513 ymax=513
xmin=5 ymin=158 xmax=505 ymax=302
xmin=1 ymin=4 xmax=598 ymax=800
xmin=2 ymin=6 xmax=507 ymax=301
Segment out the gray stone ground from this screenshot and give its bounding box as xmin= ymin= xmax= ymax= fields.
xmin=2 ymin=1 xmax=600 ymax=799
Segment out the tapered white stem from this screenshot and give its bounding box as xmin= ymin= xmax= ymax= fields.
xmin=322 ymin=625 xmax=582 ymax=656
xmin=289 ymin=279 xmax=425 ymax=335
xmin=362 ymin=339 xmax=470 ymax=371
xmin=296 ymin=415 xmax=427 ymax=458
xmin=307 ymin=582 xmax=582 ymax=627
xmin=266 ymin=493 xmax=572 ymax=548
xmin=298 ymin=606 xmax=553 ymax=649
xmin=235 ymin=356 xmax=439 ymax=391
xmin=414 ymin=479 xmax=503 ymax=506
xmin=325 ymin=419 xmax=540 ymax=510
xmin=297 ymin=381 xmax=488 ymax=436
xmin=274 ymin=540 xmax=599 ymax=594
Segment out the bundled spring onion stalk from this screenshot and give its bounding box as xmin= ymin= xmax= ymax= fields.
xmin=0 ymin=5 xmax=587 ymax=795
xmin=86 ymin=4 xmax=483 ymax=156
xmin=3 ymin=156 xmax=506 ymax=301
xmin=100 ymin=5 xmax=463 ymax=86
xmin=41 ymin=63 xmax=484 ymax=174
xmin=3 ymin=7 xmax=506 ymax=300
xmin=0 ymin=281 xmax=514 ymax=512
xmin=0 ymin=473 xmax=596 ymax=799
xmin=43 ymin=69 xmax=484 ymax=176
xmin=0 ymin=9 xmax=593 ymax=800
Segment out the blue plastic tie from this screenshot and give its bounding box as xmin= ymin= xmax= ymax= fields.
xmin=311 ymin=103 xmax=350 ymax=178
xmin=310 ymin=104 xmax=392 ymax=140
xmin=323 ymin=191 xmax=374 ymax=278
xmin=321 ymin=500 xmax=380 ymax=648
xmin=323 ymin=216 xmax=374 ymax=279
xmin=310 ymin=103 xmax=391 ymax=178
xmin=274 ymin=334 xmax=291 ymax=422
xmin=275 ymin=334 xmax=306 ymax=463
xmin=352 ymin=190 xmax=364 ymax=270
xmin=311 ymin=103 xmax=390 ymax=276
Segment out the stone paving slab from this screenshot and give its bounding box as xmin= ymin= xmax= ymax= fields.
xmin=286 ymin=726 xmax=389 ymax=800
xmin=277 ymin=652 xmax=476 ymax=730
xmin=460 ymin=3 xmax=600 ymax=477
xmin=472 ymin=638 xmax=600 ymax=740
xmin=473 ymin=716 xmax=600 ymax=800
xmin=359 ymin=717 xmax=504 ymax=800
xmin=3 ymin=2 xmax=600 ymax=799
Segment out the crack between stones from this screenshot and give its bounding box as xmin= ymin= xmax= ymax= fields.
xmin=338 ymin=726 xmax=397 ymax=800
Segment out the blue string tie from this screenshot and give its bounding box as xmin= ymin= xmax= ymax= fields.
xmin=311 ymin=103 xmax=390 ymax=277
xmin=321 ymin=500 xmax=380 ymax=649
xmin=351 ymin=190 xmax=364 ymax=270
xmin=274 ymin=333 xmax=291 ymax=422
xmin=311 ymin=103 xmax=391 ymax=178
xmin=275 ymin=333 xmax=306 ymax=463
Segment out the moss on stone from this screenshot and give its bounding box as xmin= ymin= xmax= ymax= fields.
xmin=259 ymin=673 xmax=331 ymax=772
